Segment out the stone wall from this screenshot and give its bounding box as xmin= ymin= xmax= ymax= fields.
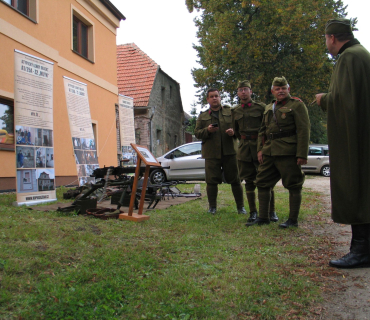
xmin=148 ymin=70 xmax=185 ymax=157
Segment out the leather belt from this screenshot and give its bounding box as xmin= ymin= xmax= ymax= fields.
xmin=241 ymin=134 xmax=258 ymax=140
xmin=268 ymin=130 xmax=296 ymax=140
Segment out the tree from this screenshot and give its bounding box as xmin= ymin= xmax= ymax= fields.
xmin=185 ymin=101 xmax=199 ymax=134
xmin=186 ymin=0 xmax=355 ymax=143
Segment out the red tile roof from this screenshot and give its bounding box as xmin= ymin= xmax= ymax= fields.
xmin=117 ymin=43 xmax=159 ymax=107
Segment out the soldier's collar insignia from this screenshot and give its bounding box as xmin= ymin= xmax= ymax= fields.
xmin=241 ymin=102 xmax=252 ymax=108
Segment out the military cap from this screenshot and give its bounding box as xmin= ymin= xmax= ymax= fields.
xmin=272 ymin=76 xmax=288 ymax=87
xmin=237 ymin=80 xmax=251 ymax=89
xmin=325 ymin=18 xmax=353 ymax=35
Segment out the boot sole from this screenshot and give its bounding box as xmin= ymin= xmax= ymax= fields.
xmin=329 ymin=261 xmax=370 ymax=269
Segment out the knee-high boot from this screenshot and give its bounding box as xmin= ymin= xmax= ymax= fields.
xmin=257 ymin=187 xmax=271 ymax=220
xmin=269 ymin=189 xmax=278 ymax=222
xmin=329 ymin=224 xmax=370 ymax=268
xmin=278 ymin=188 xmax=301 ymax=228
xmin=232 ymin=183 xmax=246 ymax=213
xmin=289 ymin=188 xmax=301 ymax=221
xmin=246 ymin=189 xmax=257 ymax=212
xmin=206 ymin=184 xmax=218 ymax=214
xmin=245 ymin=187 xmax=271 ymax=226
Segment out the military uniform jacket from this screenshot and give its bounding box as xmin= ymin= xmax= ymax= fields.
xmin=320 ymin=39 xmax=370 ymax=224
xmin=194 ymin=105 xmax=237 ymax=159
xmin=257 ymin=95 xmax=310 ymax=159
xmin=233 ymin=101 xmax=265 ymax=162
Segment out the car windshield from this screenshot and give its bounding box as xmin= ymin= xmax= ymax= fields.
xmin=171 ymin=144 xmax=201 ymax=158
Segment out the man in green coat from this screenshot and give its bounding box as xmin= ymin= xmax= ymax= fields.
xmin=195 ymin=88 xmax=246 ymax=215
xmin=316 ymin=18 xmax=370 ymax=268
xmin=247 ymin=77 xmax=310 ymax=228
xmin=233 ymin=80 xmax=278 ymax=223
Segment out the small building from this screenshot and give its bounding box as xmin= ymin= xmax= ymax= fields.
xmin=117 ymin=43 xmax=185 ymax=157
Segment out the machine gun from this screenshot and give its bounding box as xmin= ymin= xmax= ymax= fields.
xmin=58 ymin=164 xmax=166 ymax=215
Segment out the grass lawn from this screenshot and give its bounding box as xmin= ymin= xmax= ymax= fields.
xmin=0 ymin=183 xmax=329 ymax=319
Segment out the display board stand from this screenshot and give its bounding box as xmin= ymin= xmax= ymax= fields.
xmin=119 ymin=144 xmax=160 ymax=222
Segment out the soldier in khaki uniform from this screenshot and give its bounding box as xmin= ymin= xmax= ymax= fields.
xmin=247 ymin=77 xmax=310 ymax=228
xmin=195 ymin=88 xmax=246 ymax=214
xmin=233 ymin=80 xmax=278 ymax=223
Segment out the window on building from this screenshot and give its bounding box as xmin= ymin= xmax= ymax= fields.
xmin=161 ymin=87 xmax=165 ymax=108
xmin=0 ymin=98 xmax=15 ymax=151
xmin=135 ymin=128 xmax=141 ymax=145
xmin=1 ymin=0 xmax=37 ymax=21
xmin=73 ymin=16 xmax=89 ymax=59
xmin=72 ymin=10 xmax=94 ymax=62
xmin=156 ymin=129 xmax=161 ymax=145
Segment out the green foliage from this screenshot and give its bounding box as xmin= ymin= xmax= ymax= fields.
xmin=185 ymin=103 xmax=199 ymax=134
xmin=186 ymin=0 xmax=354 ymax=142
xmin=308 ymin=103 xmax=328 ymax=143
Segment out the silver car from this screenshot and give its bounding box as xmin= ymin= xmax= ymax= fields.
xmin=150 ymin=141 xmax=205 ymax=184
xmin=302 ymin=144 xmax=330 ymax=177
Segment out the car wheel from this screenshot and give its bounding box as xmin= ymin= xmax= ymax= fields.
xmin=150 ymin=169 xmax=166 ymax=184
xmin=320 ymin=165 xmax=330 ymax=177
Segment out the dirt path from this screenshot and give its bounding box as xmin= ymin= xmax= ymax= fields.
xmin=301 ymin=176 xmax=370 ymax=320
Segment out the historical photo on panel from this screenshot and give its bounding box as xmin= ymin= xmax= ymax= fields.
xmin=42 ymin=129 xmax=53 ymax=147
xmin=45 ymin=148 xmax=54 ymax=168
xmin=72 ymin=137 xmax=81 ymax=150
xmin=81 ymin=138 xmax=96 ymax=150
xmin=77 ymin=164 xmax=86 ymax=177
xmin=74 ymin=150 xmax=85 ymax=164
xmin=16 ymin=169 xmax=37 ymax=193
xmin=36 ymin=168 xmax=55 ymax=191
xmin=84 ymin=150 xmax=98 ymax=164
xmin=15 ymin=126 xmax=35 ymax=146
xmin=34 ymin=128 xmax=43 ymax=146
xmin=16 ymin=146 xmax=35 ymax=168
xmin=36 ymin=147 xmax=46 ymax=168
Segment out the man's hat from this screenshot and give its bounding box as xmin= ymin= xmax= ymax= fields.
xmin=325 ymin=18 xmax=353 ymax=35
xmin=237 ymin=80 xmax=251 ymax=89
xmin=272 ymin=76 xmax=288 ymax=87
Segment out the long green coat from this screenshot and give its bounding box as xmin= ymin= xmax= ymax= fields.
xmin=194 ymin=106 xmax=238 ymax=159
xmin=320 ymin=39 xmax=370 ymax=225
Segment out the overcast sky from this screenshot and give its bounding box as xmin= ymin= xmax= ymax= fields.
xmin=112 ymin=0 xmax=370 ymax=114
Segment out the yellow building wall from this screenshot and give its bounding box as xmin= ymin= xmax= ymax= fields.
xmin=0 ymin=0 xmax=121 ymax=188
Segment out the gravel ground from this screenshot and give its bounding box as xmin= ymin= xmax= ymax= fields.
xmin=299 ymin=175 xmax=370 ymax=320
